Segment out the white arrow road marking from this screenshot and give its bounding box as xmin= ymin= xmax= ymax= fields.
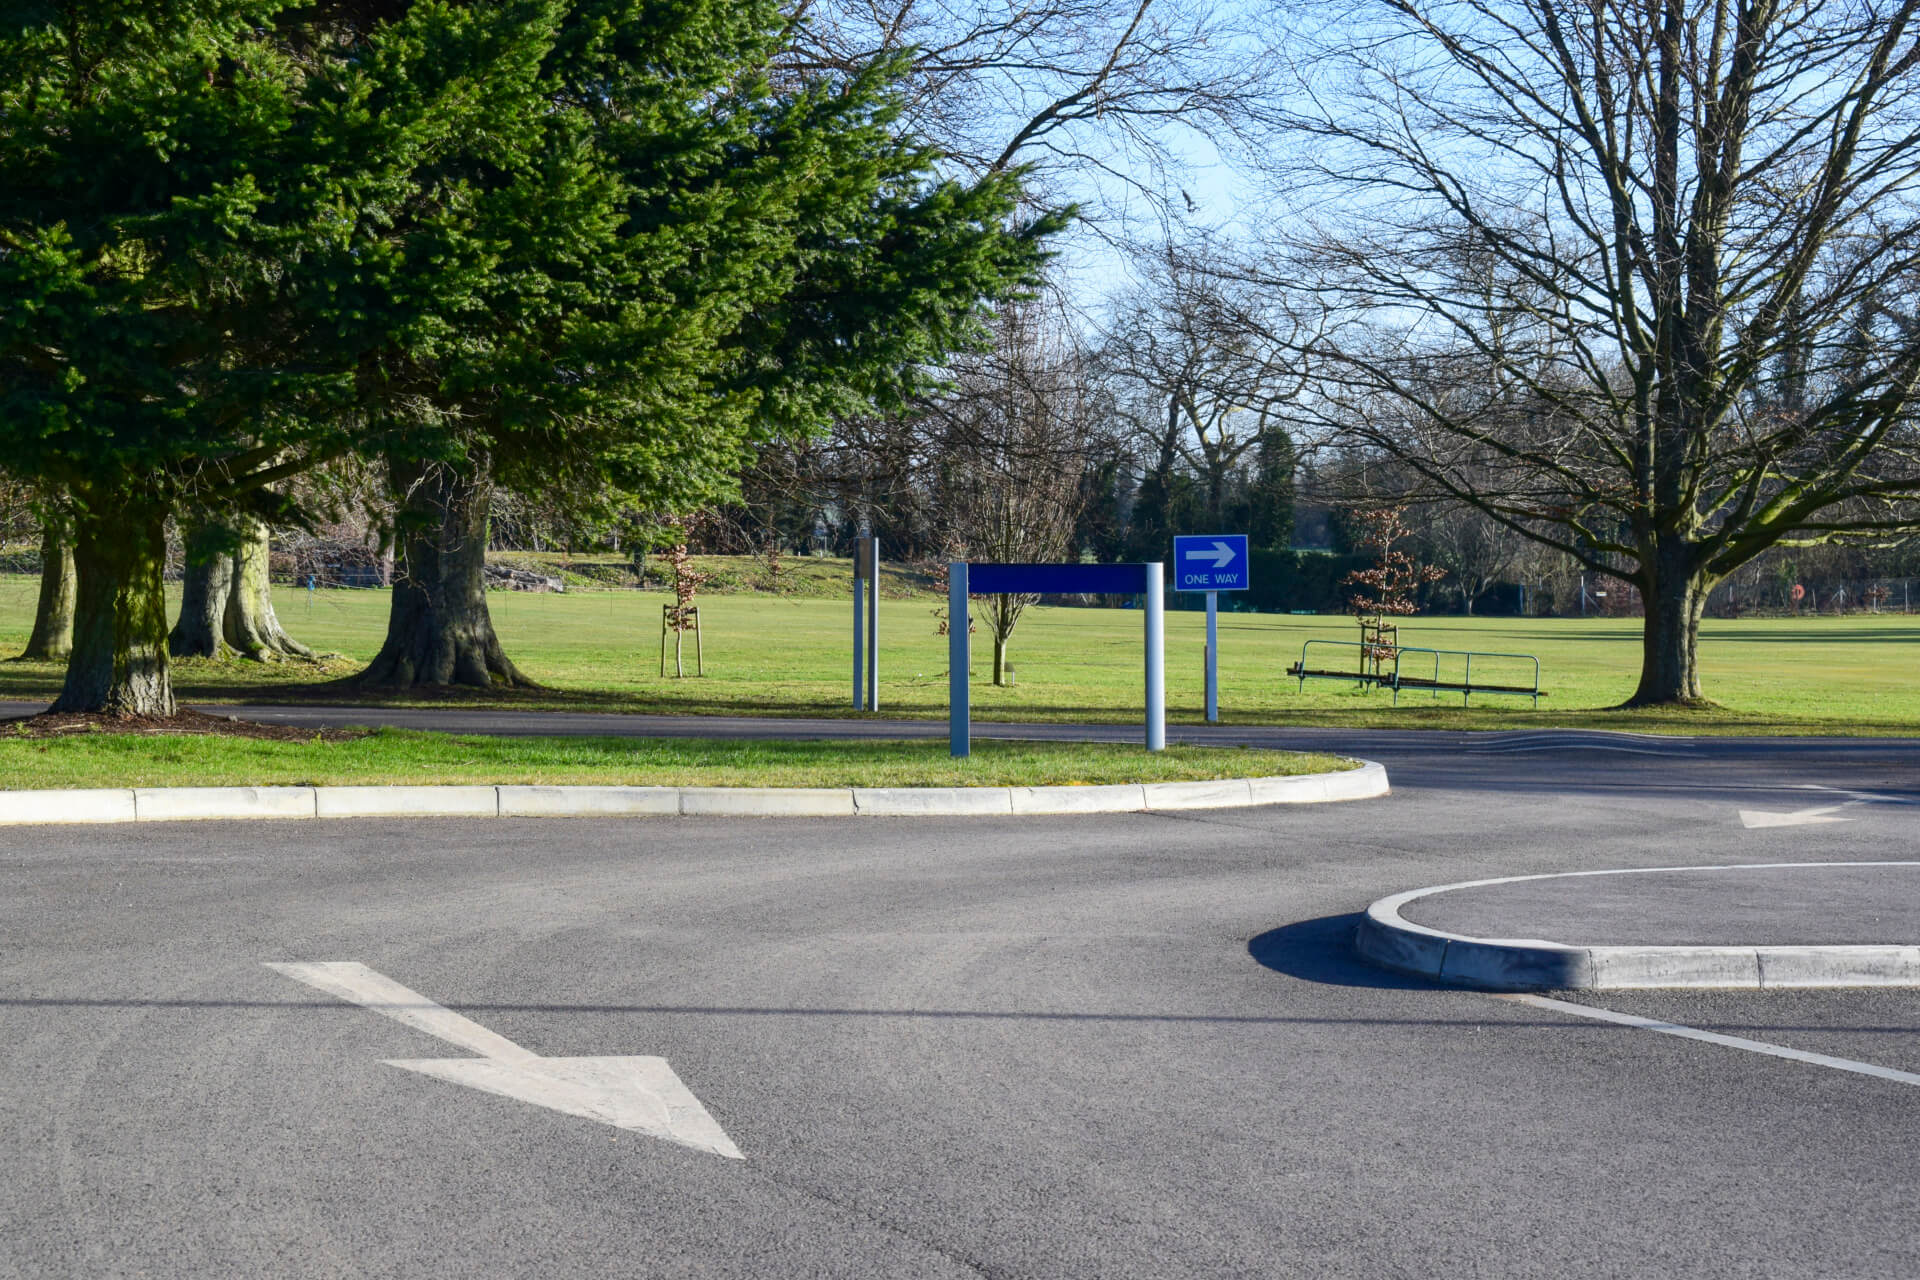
xmin=1738 ymin=784 xmax=1912 ymax=828
xmin=1188 ymin=540 xmax=1236 ymax=568
xmin=1739 ymin=804 xmax=1853 ymax=829
xmin=266 ymin=962 xmax=742 ymax=1159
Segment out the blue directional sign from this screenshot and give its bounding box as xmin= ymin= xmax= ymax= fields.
xmin=968 ymin=562 xmax=1151 ymax=595
xmin=1173 ymin=534 xmax=1249 ymax=592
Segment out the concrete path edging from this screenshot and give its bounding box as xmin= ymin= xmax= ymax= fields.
xmin=0 ymin=761 xmax=1386 ymax=826
xmin=1356 ymin=862 xmax=1920 ymax=991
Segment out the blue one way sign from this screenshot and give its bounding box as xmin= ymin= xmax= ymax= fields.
xmin=1173 ymin=534 xmax=1249 ymax=592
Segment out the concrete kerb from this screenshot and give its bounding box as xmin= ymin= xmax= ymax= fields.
xmin=1356 ymin=862 xmax=1920 ymax=991
xmin=0 ymin=760 xmax=1386 ymax=825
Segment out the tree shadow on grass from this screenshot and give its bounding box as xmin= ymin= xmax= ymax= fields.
xmin=1490 ymin=625 xmax=1920 ymax=646
xmin=1248 ymin=913 xmax=1446 ymax=990
xmin=1696 ymin=628 xmax=1920 ymax=644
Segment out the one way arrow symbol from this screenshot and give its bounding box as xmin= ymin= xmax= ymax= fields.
xmin=267 ymin=961 xmax=742 ymax=1159
xmin=1188 ymin=540 xmax=1236 ymax=568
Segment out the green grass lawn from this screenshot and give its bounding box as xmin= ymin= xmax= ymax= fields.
xmin=0 ymin=729 xmax=1348 ymax=790
xmin=0 ymin=569 xmax=1914 ymax=734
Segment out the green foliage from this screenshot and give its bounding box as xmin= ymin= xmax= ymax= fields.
xmin=326 ymin=4 xmax=1067 ymax=516
xmin=0 ymin=0 xmax=1061 ymax=706
xmin=1240 ymin=430 xmax=1295 ymax=553
xmin=0 ymin=0 xmax=364 ymax=521
xmin=1237 ymin=549 xmax=1376 ymax=614
xmin=1073 ymin=455 xmax=1128 ymax=562
xmin=1124 ymin=459 xmax=1203 ymax=563
xmin=0 ymin=1 xmax=1059 ymax=516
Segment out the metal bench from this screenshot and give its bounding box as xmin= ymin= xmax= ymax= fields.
xmin=1286 ymin=639 xmax=1545 ymax=706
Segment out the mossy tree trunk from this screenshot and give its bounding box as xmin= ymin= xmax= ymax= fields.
xmin=354 ymin=462 xmax=535 ymax=688
xmin=169 ymin=520 xmax=237 ymax=659
xmin=52 ymin=501 xmax=174 ymax=716
xmin=169 ymin=516 xmax=312 ymax=661
xmin=224 ymin=516 xmax=312 ymax=660
xmin=19 ymin=524 xmax=76 ymax=661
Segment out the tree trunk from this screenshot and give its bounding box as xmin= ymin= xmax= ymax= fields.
xmin=353 ymin=463 xmax=536 ymax=689
xmin=1625 ymin=561 xmax=1711 ymax=707
xmin=52 ymin=502 xmax=174 ymax=716
xmin=170 ymin=517 xmax=313 ymax=661
xmin=19 ymin=525 xmax=75 ymax=661
xmin=992 ymin=631 xmax=1008 ymax=685
xmin=223 ymin=517 xmax=312 ymax=660
xmin=169 ymin=520 xmax=237 ymax=659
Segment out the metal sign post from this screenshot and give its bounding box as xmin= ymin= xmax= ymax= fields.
xmin=852 ymin=555 xmax=865 ymax=709
xmin=950 ymin=562 xmax=1162 ymax=756
xmin=1145 ymin=566 xmax=1165 ymax=750
xmin=1172 ymin=534 xmax=1250 ymax=724
xmin=1204 ymin=589 xmax=1218 ymax=722
xmin=949 ymin=562 xmax=969 ymax=757
xmin=852 ymin=536 xmax=878 ymax=710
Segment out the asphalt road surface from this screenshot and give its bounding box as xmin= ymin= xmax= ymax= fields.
xmin=2 ymin=717 xmax=1917 ymax=1277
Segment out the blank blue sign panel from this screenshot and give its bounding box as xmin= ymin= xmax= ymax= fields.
xmin=1172 ymin=535 xmax=1249 ymax=592
xmin=966 ymin=563 xmax=1152 ymax=595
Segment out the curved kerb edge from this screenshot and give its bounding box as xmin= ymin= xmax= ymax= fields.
xmin=0 ymin=761 xmax=1387 ymax=826
xmin=1355 ymin=862 xmax=1920 ymax=991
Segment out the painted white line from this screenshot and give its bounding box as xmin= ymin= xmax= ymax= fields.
xmin=1740 ymin=804 xmax=1852 ymax=829
xmin=1498 ymin=993 xmax=1920 ymax=1087
xmin=266 ymin=962 xmax=742 ymax=1158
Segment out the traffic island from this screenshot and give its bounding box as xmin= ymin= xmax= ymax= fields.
xmin=1357 ymin=862 xmax=1920 ymax=990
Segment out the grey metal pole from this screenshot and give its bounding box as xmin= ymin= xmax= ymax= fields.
xmin=1205 ymin=590 xmax=1218 ymax=723
xmin=949 ymin=563 xmax=969 ymax=757
xmin=1145 ymin=564 xmax=1165 ymax=751
xmin=852 ymin=573 xmax=866 ymax=709
xmin=866 ymin=541 xmax=879 ymax=712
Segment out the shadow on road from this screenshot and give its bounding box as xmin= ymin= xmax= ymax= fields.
xmin=1248 ymin=913 xmax=1443 ymax=990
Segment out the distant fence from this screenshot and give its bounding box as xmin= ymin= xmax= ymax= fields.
xmin=1707 ymin=577 xmax=1920 ymax=616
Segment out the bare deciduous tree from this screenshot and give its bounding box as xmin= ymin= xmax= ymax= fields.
xmin=1233 ymin=0 xmax=1920 ymax=705
xmin=930 ymin=302 xmax=1105 ymax=684
xmin=1103 ymin=258 xmax=1303 ymax=528
xmin=782 ymin=0 xmax=1269 ymax=216
xmin=1414 ymin=501 xmax=1530 ymax=615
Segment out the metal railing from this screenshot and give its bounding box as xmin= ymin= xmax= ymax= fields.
xmin=1287 ymin=639 xmax=1544 ymax=706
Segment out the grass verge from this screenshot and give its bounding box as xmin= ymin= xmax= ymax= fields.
xmin=0 ymin=729 xmax=1354 ymax=790
xmin=1 ymin=572 xmax=1915 ymax=735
